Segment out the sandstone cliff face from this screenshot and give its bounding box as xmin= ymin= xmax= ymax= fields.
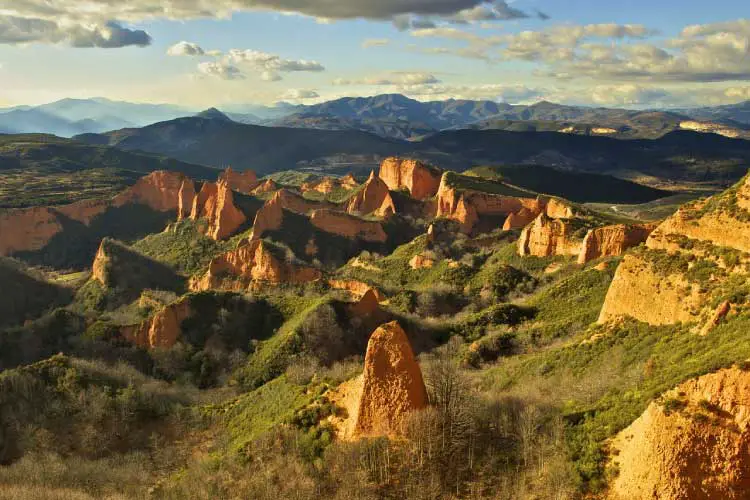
xmin=578 ymin=224 xmax=655 ymax=264
xmin=354 ymin=321 xmax=428 ymax=437
xmin=346 ymin=172 xmax=396 ymax=217
xmin=545 ymin=198 xmax=575 ymax=219
xmin=435 ymin=174 xmax=546 ymax=233
xmin=609 ymin=367 xmax=750 ymax=500
xmin=597 ymin=253 xmax=704 ymax=325
xmin=328 ymin=279 xmax=386 ymax=302
xmin=310 ymin=209 xmax=388 ymax=243
xmin=599 ymin=175 xmax=750 ymax=327
xmin=347 ymin=289 xmax=382 ymax=317
xmin=518 ymin=213 xmax=581 ymax=257
xmin=302 ymin=174 xmax=359 ymax=194
xmin=191 ymin=240 xmax=321 ymax=291
xmin=177 ymin=180 xmax=196 ymax=221
xmin=91 ymin=240 xmax=110 ymax=285
xmin=276 ymin=189 xmax=331 ymax=215
xmin=379 ymin=157 xmax=441 ymax=200
xmin=409 ymin=254 xmax=436 ymax=269
xmin=189 ymin=180 xmax=246 ymax=240
xmin=113 ymin=171 xmax=191 ymax=212
xmin=218 ymin=167 xmax=258 ymax=194
xmin=56 ymin=199 xmax=110 ymax=225
xmin=0 ymin=207 xmax=63 ymax=256
xmin=252 ymin=179 xmax=279 ymax=195
xmin=249 ymin=193 xmax=284 ymax=240
xmin=121 ymin=298 xmax=192 ymax=349
xmin=503 ymin=207 xmax=541 ymax=231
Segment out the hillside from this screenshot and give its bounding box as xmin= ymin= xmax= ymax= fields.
xmin=0 ymin=134 xmax=219 ymax=208
xmin=76 ymin=117 xmax=407 ymax=175
xmin=3 ymin=154 xmax=750 ymax=499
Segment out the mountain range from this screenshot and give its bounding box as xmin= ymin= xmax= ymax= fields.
xmin=5 ymin=94 xmax=750 ymax=141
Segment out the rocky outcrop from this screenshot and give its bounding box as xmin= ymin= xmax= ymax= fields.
xmin=578 ymin=224 xmax=656 ymax=264
xmin=0 ymin=171 xmax=195 ymax=257
xmin=249 ymin=192 xmax=284 ymax=240
xmin=379 ymin=157 xmax=441 ymax=200
xmin=252 ymin=179 xmax=279 ymax=195
xmin=0 ymin=207 xmax=64 ymax=256
xmin=347 ymin=289 xmax=382 ymax=317
xmin=56 ymin=199 xmax=110 ymax=225
xmin=177 ymin=180 xmax=196 ymax=220
xmin=599 ymin=174 xmax=750 ymax=327
xmin=328 ymin=279 xmax=386 ymax=302
xmin=191 ymin=239 xmax=321 ymax=291
xmin=545 ymin=198 xmax=576 ymax=219
xmin=435 ymin=174 xmax=546 ymax=233
xmin=346 ymin=171 xmax=396 ymax=217
xmin=609 ymin=367 xmax=750 ymax=500
xmin=218 ymin=166 xmax=258 ymax=193
xmin=503 ymin=207 xmax=541 ymax=231
xmin=409 ymin=254 xmax=436 ymax=269
xmin=302 ymin=174 xmax=359 ymax=194
xmin=189 ymin=180 xmax=246 ymax=240
xmin=310 ymin=209 xmax=388 ymax=243
xmin=120 ymin=298 xmax=192 ymax=349
xmin=113 ymin=171 xmax=192 ymax=212
xmin=91 ymin=240 xmax=110 ymax=285
xmin=354 ymin=321 xmax=428 ymax=437
xmin=518 ymin=213 xmax=582 ymax=257
xmin=276 ymin=189 xmax=331 ymax=215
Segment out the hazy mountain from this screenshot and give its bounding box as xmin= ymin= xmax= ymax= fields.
xmin=0 ymin=98 xmax=192 ymax=138
xmin=195 ymin=108 xmax=234 ymax=122
xmin=680 ymin=100 xmax=750 ymax=125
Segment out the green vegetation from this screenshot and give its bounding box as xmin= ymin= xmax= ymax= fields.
xmin=442 ymin=170 xmax=531 ymax=197
xmin=0 ymin=134 xmax=219 ymax=208
xmin=133 ymin=221 xmax=230 ymax=276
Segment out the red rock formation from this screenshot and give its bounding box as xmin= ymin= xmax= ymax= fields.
xmin=113 ymin=171 xmax=191 ymax=212
xmin=0 ymin=207 xmax=63 ymax=256
xmin=546 ymin=198 xmax=575 ymax=219
xmin=354 ymin=321 xmax=428 ymax=437
xmin=191 ymin=239 xmax=321 ymax=290
xmin=577 ymin=224 xmax=656 ymax=264
xmin=301 ymin=174 xmax=359 ymax=195
xmin=56 ymin=199 xmax=110 ymax=225
xmin=310 ymin=209 xmax=387 ymax=243
xmin=249 ymin=192 xmax=284 ymax=240
xmin=91 ymin=240 xmax=110 ymax=285
xmin=609 ymin=367 xmax=750 ymax=500
xmin=379 ymin=157 xmax=441 ymax=200
xmin=252 ymin=179 xmax=279 ymax=195
xmin=435 ymin=174 xmax=546 ymax=233
xmin=218 ymin=166 xmax=258 ymax=193
xmin=177 ymin=180 xmax=196 ymax=220
xmin=517 ymin=213 xmax=581 ymax=257
xmin=328 ymin=280 xmax=386 ymax=302
xmin=276 ymin=189 xmax=330 ymax=215
xmin=121 ymin=298 xmax=192 ymax=349
xmin=409 ymin=254 xmax=436 ymax=269
xmin=503 ymin=207 xmax=542 ymax=231
xmin=346 ymin=171 xmax=396 ymax=217
xmin=189 ymin=180 xmax=246 ymax=240
xmin=348 ymin=289 xmax=381 ymax=317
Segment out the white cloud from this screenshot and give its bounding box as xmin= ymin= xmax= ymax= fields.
xmin=167 ymin=41 xmax=205 ymax=56
xmin=362 ymin=38 xmax=390 ymax=49
xmin=261 ymin=70 xmax=282 ymax=81
xmin=226 ymin=49 xmax=325 ymax=73
xmin=197 ymin=61 xmax=244 ymax=80
xmin=333 ymin=72 xmax=441 ymax=86
xmin=0 ymin=16 xmax=151 ymax=47
xmin=281 ymin=89 xmax=320 ymax=100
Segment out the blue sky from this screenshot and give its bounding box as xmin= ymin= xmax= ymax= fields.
xmin=0 ymin=0 xmax=748 ymax=108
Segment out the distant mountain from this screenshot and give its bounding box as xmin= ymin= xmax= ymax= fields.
xmin=274 ymin=94 xmax=508 ymax=135
xmin=681 ymin=100 xmax=750 ymax=125
xmin=272 ymin=112 xmax=436 ymax=140
xmin=0 ymin=98 xmax=192 ymax=138
xmin=75 ymin=116 xmax=407 ymax=175
xmin=196 ymin=108 xmax=234 ymax=122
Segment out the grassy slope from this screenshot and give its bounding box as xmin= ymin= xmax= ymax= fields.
xmin=0 ymin=134 xmax=220 ymax=208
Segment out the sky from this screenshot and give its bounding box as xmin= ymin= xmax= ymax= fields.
xmin=0 ymin=0 xmax=749 ymax=109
